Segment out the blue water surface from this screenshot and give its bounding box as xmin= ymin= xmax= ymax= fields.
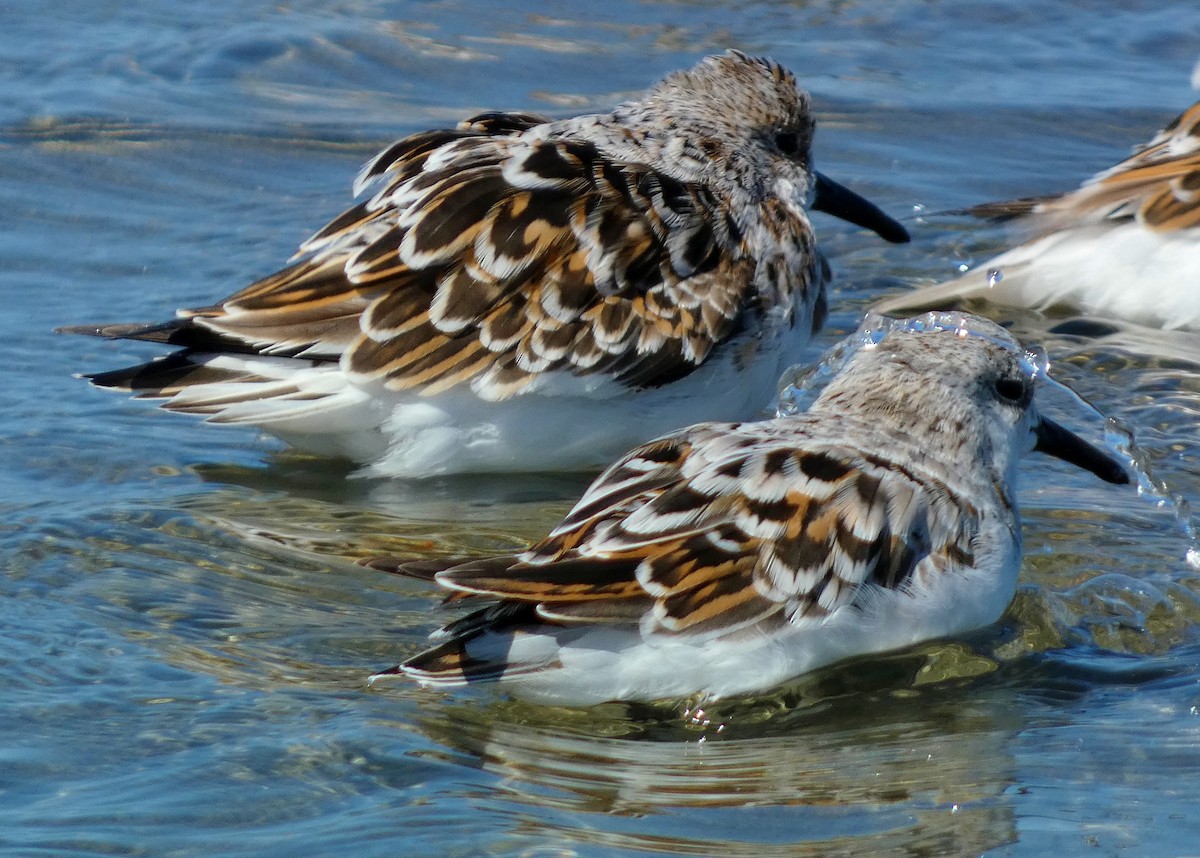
xmin=4 ymin=1 xmax=1200 ymax=855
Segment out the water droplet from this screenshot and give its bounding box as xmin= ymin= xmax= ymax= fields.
xmin=987 ymin=268 xmax=1004 ymax=288
xmin=1022 ymin=345 xmax=1050 ymax=380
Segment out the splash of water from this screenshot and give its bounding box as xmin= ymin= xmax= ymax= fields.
xmin=1031 ymin=369 xmax=1200 ymax=570
xmin=1104 ymin=415 xmax=1200 ymax=569
xmin=778 ymin=310 xmax=1025 ymax=416
xmin=1021 ymin=330 xmax=1200 ymax=568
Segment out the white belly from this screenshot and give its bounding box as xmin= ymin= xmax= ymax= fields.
xmin=266 ymin=322 xmax=809 ymax=478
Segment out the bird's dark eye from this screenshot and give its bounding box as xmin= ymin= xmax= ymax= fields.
xmin=994 ymin=377 xmax=1028 ymax=403
xmin=775 ymin=131 xmax=802 ymax=156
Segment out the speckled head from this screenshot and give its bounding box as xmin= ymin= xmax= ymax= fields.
xmin=634 ymin=50 xmax=814 ymax=160
xmin=609 ymin=50 xmax=909 ymax=243
xmin=811 ymin=313 xmax=1128 ymax=486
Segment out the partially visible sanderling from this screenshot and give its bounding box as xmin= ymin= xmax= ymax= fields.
xmin=875 ymin=98 xmax=1200 ymax=329
xmin=365 ymin=311 xmax=1130 ymax=705
xmin=58 ymin=50 xmax=908 ymax=478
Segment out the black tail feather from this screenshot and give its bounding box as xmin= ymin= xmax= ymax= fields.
xmin=959 ymin=194 xmax=1055 ymax=221
xmin=83 ymin=351 xmax=259 ymax=396
xmin=436 ymin=600 xmax=538 ymax=641
xmin=58 ymin=319 xmax=205 ymax=345
xmin=359 ymin=554 xmax=519 ymax=583
xmin=57 ymin=318 xmax=278 ymax=356
xmin=359 ymin=555 xmax=459 ymax=580
xmin=397 ymin=638 xmax=511 ymax=684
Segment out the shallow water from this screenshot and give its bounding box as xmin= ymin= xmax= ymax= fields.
xmin=5 ymin=1 xmax=1200 ymax=854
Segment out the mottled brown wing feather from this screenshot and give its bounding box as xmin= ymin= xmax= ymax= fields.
xmin=1137 ymin=163 xmax=1200 ymax=231
xmin=175 ymin=111 xmax=767 ymax=399
xmin=1038 ymin=100 xmax=1200 ymax=233
xmin=966 ymin=101 xmax=1200 ymax=235
xmin=429 ymin=428 xmax=977 ymax=640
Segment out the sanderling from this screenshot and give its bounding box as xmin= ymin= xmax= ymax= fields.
xmin=874 ymin=99 xmax=1200 ymax=329
xmin=366 ymin=312 xmax=1129 ymax=705
xmin=58 ymin=50 xmax=908 ymax=478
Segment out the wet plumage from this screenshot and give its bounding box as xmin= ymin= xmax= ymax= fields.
xmin=875 ymin=99 xmax=1200 ymax=329
xmin=58 ymin=51 xmax=908 ymax=477
xmin=367 ymin=313 xmax=1129 ymax=704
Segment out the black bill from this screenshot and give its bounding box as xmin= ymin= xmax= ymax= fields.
xmin=812 ymin=172 xmax=910 ymax=244
xmin=1034 ymin=417 xmax=1130 ymax=485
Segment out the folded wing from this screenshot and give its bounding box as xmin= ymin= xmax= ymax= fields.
xmin=394 ymin=422 xmax=979 ymax=682
xmin=72 ymin=110 xmax=787 ymax=412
